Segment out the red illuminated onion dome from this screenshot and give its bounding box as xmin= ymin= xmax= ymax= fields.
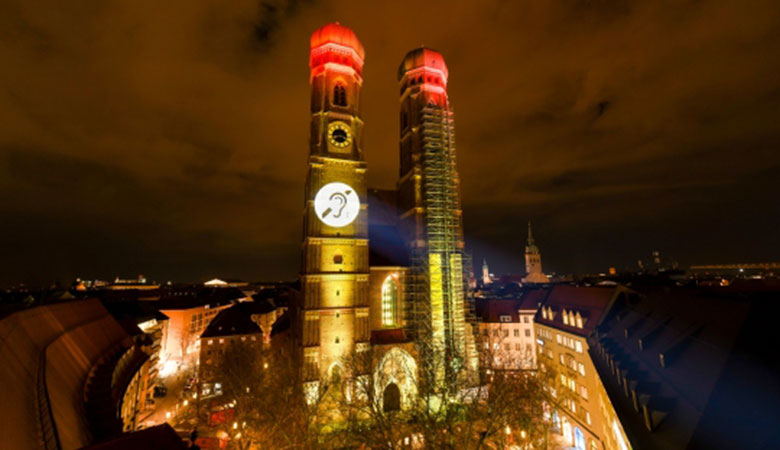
xmin=310 ymin=23 xmax=365 ymax=80
xmin=398 ymin=47 xmax=449 ymax=86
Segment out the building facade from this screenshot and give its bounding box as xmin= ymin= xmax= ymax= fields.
xmin=475 ymin=297 xmax=537 ymax=370
xmin=535 ymin=286 xmax=632 ymax=450
xmin=198 ymin=304 xmax=263 ymax=403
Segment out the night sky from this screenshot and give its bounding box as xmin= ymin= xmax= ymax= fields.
xmin=2 ymin=1 xmax=779 ymax=287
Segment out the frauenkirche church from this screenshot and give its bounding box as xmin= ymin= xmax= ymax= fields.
xmin=296 ymin=23 xmax=478 ymax=408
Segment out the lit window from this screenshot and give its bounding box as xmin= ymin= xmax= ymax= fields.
xmin=381 ymin=276 xmax=399 ymax=327
xmin=575 ymin=341 xmax=583 ymax=353
xmin=563 ymin=310 xmax=569 ymax=325
xmin=578 ymin=362 xmax=586 ymax=376
xmin=208 ymin=340 xmax=213 ymax=345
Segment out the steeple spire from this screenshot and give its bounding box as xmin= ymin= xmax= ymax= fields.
xmin=527 ymin=221 xmax=534 ymax=246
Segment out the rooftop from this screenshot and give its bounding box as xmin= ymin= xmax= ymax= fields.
xmin=535 ymin=285 xmax=628 ymax=337
xmin=398 ymin=47 xmax=449 ymax=82
xmin=200 ymin=302 xmax=262 ymax=339
xmin=591 ymin=285 xmax=780 ymax=449
xmin=310 ymin=22 xmax=365 ymax=59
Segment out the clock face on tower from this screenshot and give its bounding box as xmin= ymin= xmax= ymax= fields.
xmin=314 ymin=182 xmax=360 ymax=228
xmin=327 ymin=122 xmax=353 ymax=151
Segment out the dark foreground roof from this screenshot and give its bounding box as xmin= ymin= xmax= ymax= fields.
xmin=591 ymin=286 xmax=780 ymax=449
xmin=84 ymin=424 xmax=187 ymax=449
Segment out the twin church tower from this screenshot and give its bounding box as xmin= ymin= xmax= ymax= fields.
xmin=299 ymin=23 xmax=475 ymax=397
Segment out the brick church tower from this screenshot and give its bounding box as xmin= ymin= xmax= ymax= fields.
xmin=300 ymin=23 xmax=370 ymax=395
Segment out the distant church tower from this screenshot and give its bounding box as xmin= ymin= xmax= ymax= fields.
xmin=482 ymin=259 xmax=491 ymax=285
xmin=397 ymin=48 xmax=476 ymax=375
xmin=523 ymin=221 xmax=548 ymax=284
xmin=300 ymin=24 xmax=370 ymax=394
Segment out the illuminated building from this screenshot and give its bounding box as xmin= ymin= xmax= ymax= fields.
xmin=198 ymin=303 xmax=262 ymax=401
xmin=300 ymin=23 xmax=370 ymax=395
xmin=475 ymin=295 xmax=540 ymax=370
xmin=534 ymin=286 xmax=633 ymax=450
xmin=155 ymin=290 xmax=240 ymax=364
xmin=397 ymin=47 xmax=476 ymax=375
xmin=523 ymin=221 xmax=549 ymax=284
xmin=293 ymin=24 xmax=478 ymax=410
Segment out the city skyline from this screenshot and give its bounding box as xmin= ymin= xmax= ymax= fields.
xmin=2 ymin=1 xmax=780 ymax=287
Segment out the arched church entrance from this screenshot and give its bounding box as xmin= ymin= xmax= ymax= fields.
xmin=383 ymin=382 xmax=401 ymax=412
xmin=374 ymin=347 xmax=417 ymax=411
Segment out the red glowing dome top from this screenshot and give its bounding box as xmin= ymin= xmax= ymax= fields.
xmin=398 ymin=47 xmax=448 ymax=82
xmin=310 ymin=23 xmax=365 ymax=60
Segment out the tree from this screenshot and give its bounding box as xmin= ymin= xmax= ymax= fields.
xmin=200 ymin=336 xmax=326 ymax=449
xmin=326 ymin=335 xmax=573 ymax=450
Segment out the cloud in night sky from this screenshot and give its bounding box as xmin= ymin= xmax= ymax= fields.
xmin=1 ymin=0 xmax=779 ymax=286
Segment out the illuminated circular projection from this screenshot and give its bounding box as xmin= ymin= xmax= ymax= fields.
xmin=314 ymin=182 xmax=360 ymax=228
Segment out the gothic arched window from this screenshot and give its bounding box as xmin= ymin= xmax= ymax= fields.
xmin=333 ymin=83 xmax=347 ymax=107
xmin=381 ymin=276 xmax=399 ymax=327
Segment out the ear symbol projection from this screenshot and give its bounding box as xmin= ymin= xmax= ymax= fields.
xmin=314 ymin=183 xmax=360 ymax=228
xmin=323 ymin=191 xmax=348 ymax=218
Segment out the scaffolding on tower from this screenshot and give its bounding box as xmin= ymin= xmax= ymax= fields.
xmin=404 ymin=102 xmax=476 ymax=386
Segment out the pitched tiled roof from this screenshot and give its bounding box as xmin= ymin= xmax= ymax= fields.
xmin=534 ymin=285 xmax=623 ymax=337
xmin=590 ymin=285 xmax=780 ymax=449
xmin=200 ymin=303 xmax=262 ymax=338
xmin=475 ymin=298 xmax=538 ymax=323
